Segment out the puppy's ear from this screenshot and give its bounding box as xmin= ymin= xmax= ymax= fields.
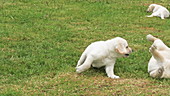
xmin=115 ymin=45 xmax=124 ymax=54
xmin=148 ymin=5 xmax=155 ymax=12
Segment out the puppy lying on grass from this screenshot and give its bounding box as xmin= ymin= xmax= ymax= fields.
xmin=146 ymin=4 xmax=170 ymax=19
xmin=76 ymin=37 xmax=132 ymax=79
xmin=147 ymin=34 xmax=170 ymax=78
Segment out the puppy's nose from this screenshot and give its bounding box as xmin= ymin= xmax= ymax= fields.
xmin=125 ymin=54 xmax=129 ymax=56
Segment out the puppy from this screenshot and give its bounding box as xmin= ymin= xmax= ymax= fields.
xmin=147 ymin=34 xmax=170 ymax=78
xmin=76 ymin=37 xmax=132 ymax=79
xmin=146 ymin=4 xmax=170 ymax=19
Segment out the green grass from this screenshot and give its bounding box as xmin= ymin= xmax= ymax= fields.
xmin=1 ymin=0 xmax=170 ymax=95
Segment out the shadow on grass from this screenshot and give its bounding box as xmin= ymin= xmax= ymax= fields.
xmin=78 ymin=67 xmax=106 ymax=78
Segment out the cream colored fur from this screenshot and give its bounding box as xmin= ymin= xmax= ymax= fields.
xmin=147 ymin=34 xmax=170 ymax=78
xmin=146 ymin=4 xmax=170 ymax=19
xmin=76 ymin=37 xmax=132 ymax=79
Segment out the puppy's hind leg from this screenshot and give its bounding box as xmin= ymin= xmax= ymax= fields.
xmin=161 ymin=15 xmax=165 ymax=19
xmin=160 ymin=12 xmax=165 ymax=19
xmin=76 ymin=55 xmax=93 ymax=73
xmin=76 ymin=53 xmax=86 ymax=67
xmin=146 ymin=34 xmax=159 ymax=42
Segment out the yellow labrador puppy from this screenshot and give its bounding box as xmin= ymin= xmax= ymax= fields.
xmin=146 ymin=4 xmax=170 ymax=19
xmin=147 ymin=34 xmax=170 ymax=78
xmin=76 ymin=37 xmax=132 ymax=79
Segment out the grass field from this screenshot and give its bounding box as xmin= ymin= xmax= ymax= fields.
xmin=1 ymin=0 xmax=170 ymax=95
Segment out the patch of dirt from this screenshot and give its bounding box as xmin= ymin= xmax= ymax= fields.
xmin=57 ymin=72 xmax=170 ymax=95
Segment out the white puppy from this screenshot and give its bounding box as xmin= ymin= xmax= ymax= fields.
xmin=146 ymin=4 xmax=170 ymax=19
xmin=76 ymin=37 xmax=132 ymax=79
xmin=147 ymin=34 xmax=170 ymax=78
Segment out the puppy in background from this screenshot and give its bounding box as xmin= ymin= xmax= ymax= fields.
xmin=76 ymin=37 xmax=132 ymax=79
xmin=147 ymin=34 xmax=170 ymax=78
xmin=146 ymin=4 xmax=170 ymax=19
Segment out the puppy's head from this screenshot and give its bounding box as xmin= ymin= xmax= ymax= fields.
xmin=114 ymin=37 xmax=132 ymax=57
xmin=147 ymin=4 xmax=156 ymax=12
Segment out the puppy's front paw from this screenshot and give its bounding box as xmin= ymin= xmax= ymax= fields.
xmin=161 ymin=17 xmax=165 ymax=19
xmin=110 ymin=75 xmax=120 ymax=79
xmin=146 ymin=15 xmax=153 ymax=17
xmin=149 ymin=45 xmax=157 ymax=52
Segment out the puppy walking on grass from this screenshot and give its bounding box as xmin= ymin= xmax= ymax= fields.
xmin=76 ymin=37 xmax=132 ymax=79
xmin=146 ymin=4 xmax=170 ymax=19
xmin=147 ymin=34 xmax=170 ymax=78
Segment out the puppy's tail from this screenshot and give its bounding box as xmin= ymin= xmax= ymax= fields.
xmin=146 ymin=34 xmax=158 ymax=42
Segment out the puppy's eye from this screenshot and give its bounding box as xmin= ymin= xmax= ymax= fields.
xmin=126 ymin=46 xmax=128 ymax=48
